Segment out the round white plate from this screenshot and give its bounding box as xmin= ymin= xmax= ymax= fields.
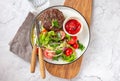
xmin=31 ymin=5 xmax=90 ymax=64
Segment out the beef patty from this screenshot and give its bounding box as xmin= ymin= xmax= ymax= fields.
xmin=38 ymin=8 xmax=65 ymax=31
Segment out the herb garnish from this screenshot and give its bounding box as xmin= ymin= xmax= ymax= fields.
xmin=52 ymin=19 xmax=59 ymax=28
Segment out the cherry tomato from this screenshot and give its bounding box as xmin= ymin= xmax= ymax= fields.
xmin=65 ymin=48 xmax=73 ymax=56
xmin=68 ymin=36 xmax=78 ymax=45
xmin=68 ymin=38 xmax=75 ymax=45
xmin=43 ymin=49 xmax=54 ymax=59
xmin=72 ymin=42 xmax=79 ymax=49
xmin=72 ymin=36 xmax=77 ymax=41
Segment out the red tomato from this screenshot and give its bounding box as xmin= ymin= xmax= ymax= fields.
xmin=65 ymin=48 xmax=73 ymax=56
xmin=72 ymin=36 xmax=77 ymax=41
xmin=68 ymin=36 xmax=77 ymax=45
xmin=72 ymin=42 xmax=79 ymax=49
xmin=68 ymin=38 xmax=75 ymax=45
xmin=43 ymin=49 xmax=54 ymax=59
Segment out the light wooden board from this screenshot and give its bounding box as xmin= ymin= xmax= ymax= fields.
xmin=45 ymin=0 xmax=92 ymax=79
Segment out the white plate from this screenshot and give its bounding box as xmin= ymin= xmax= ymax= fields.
xmin=31 ymin=5 xmax=90 ymax=64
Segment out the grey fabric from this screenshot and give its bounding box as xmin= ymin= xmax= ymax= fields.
xmin=9 ymin=12 xmax=35 ymax=62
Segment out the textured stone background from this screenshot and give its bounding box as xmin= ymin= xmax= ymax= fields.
xmin=0 ymin=0 xmax=120 ymax=81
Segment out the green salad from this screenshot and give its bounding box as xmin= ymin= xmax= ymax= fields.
xmin=36 ymin=27 xmax=85 ymax=62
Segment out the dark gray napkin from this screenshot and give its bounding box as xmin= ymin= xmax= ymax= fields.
xmin=9 ymin=12 xmax=35 ymax=62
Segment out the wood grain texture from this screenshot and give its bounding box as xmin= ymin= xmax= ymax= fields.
xmin=38 ymin=48 xmax=46 ymax=79
xmin=64 ymin=0 xmax=92 ymax=26
xmin=45 ymin=0 xmax=92 ymax=79
xmin=30 ymin=45 xmax=37 ymax=73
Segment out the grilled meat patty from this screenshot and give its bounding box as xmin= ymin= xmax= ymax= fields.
xmin=38 ymin=8 xmax=65 ymax=31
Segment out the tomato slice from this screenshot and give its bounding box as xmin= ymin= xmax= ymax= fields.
xmin=43 ymin=49 xmax=54 ymax=59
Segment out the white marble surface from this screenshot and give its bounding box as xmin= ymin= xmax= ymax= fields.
xmin=0 ymin=0 xmax=120 ymax=81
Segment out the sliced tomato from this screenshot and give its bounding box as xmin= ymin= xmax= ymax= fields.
xmin=43 ymin=49 xmax=54 ymax=59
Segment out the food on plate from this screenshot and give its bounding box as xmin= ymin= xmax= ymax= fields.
xmin=35 ymin=8 xmax=85 ymax=63
xmin=38 ymin=9 xmax=65 ymax=31
xmin=36 ymin=29 xmax=84 ymax=62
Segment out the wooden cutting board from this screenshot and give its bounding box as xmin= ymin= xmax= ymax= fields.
xmin=45 ymin=0 xmax=92 ymax=79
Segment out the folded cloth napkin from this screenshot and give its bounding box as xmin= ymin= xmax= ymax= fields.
xmin=9 ymin=12 xmax=35 ymax=62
